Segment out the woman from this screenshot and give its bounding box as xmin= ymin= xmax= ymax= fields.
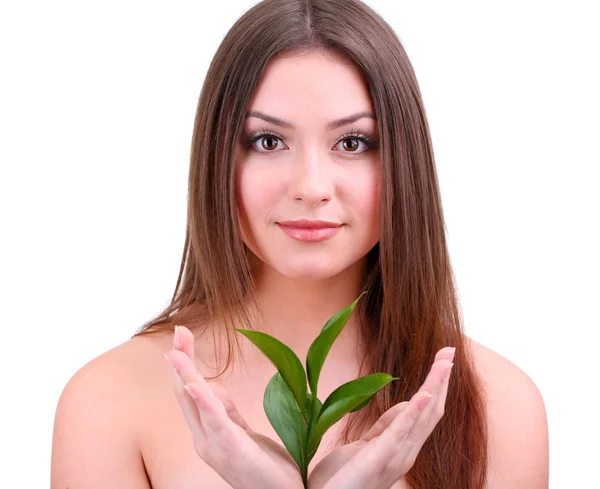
xmin=51 ymin=1 xmax=548 ymax=488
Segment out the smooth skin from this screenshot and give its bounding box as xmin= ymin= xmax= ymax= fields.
xmin=165 ymin=325 xmax=455 ymax=489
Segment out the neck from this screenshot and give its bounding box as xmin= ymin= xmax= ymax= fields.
xmin=240 ymin=252 xmax=369 ymax=366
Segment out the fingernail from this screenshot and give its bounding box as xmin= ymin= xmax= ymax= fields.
xmin=446 ymin=362 xmax=454 ymax=378
xmin=164 ymin=352 xmax=174 ymax=366
xmin=174 ymin=325 xmax=182 ymax=349
xmin=183 ymin=384 xmax=197 ymax=400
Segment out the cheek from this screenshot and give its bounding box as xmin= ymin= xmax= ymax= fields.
xmin=349 ymin=169 xmax=381 ymax=243
xmin=347 ymin=171 xmax=381 ymax=219
xmin=236 ymin=165 xmax=284 ymax=221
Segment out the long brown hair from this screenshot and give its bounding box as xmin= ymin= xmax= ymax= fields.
xmin=132 ymin=0 xmax=488 ymax=487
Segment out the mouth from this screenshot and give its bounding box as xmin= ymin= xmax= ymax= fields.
xmin=277 ymin=219 xmax=343 ymax=229
xmin=276 ymin=222 xmax=343 ymax=242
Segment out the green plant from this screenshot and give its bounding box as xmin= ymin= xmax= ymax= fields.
xmin=235 ymin=291 xmax=398 ymax=487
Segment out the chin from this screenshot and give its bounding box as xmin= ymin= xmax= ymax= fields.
xmin=274 ymin=258 xmax=349 ymax=281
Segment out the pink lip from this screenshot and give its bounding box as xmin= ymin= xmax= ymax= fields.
xmin=277 ymin=223 xmax=343 ymax=242
xmin=277 ymin=219 xmax=342 ymax=229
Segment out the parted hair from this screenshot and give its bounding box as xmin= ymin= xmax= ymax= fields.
xmin=133 ymin=1 xmax=489 ymax=488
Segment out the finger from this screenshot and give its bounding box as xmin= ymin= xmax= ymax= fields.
xmin=383 ymin=389 xmax=435 ymax=447
xmin=331 ymin=390 xmax=434 ymax=488
xmin=324 ymin=350 xmax=456 ymax=489
xmin=373 ymin=357 xmax=450 ymax=459
xmin=209 ymin=382 xmax=252 ymax=431
xmin=361 ymin=401 xmax=409 ymax=442
xmin=415 ymin=347 xmax=455 ymax=425
xmin=167 ymin=350 xmax=233 ymax=439
xmin=173 ymin=326 xmax=252 ymax=432
xmin=395 ymin=360 xmax=453 ymax=468
xmin=170 ymin=363 xmax=207 ymax=442
xmin=362 ymin=346 xmax=455 ymax=443
xmin=428 ymin=360 xmax=453 ymax=424
xmin=181 ymin=381 xmax=231 ymax=438
xmin=172 ymin=327 xmax=227 ymax=428
xmin=167 ymin=340 xmax=252 ymax=433
xmin=167 ymin=349 xmax=222 ymax=405
xmin=415 ymin=347 xmax=455 ymax=398
xmin=174 ymin=325 xmax=195 ymax=360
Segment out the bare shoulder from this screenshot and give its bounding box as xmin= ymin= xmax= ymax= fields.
xmin=51 ymin=333 xmax=169 ymax=488
xmin=56 ymin=333 xmax=169 ymax=407
xmin=466 ymin=337 xmax=549 ymax=489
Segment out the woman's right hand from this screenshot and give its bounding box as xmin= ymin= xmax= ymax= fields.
xmin=165 ymin=325 xmax=305 ymax=489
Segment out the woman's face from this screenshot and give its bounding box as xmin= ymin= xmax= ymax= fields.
xmin=235 ymin=49 xmax=381 ymax=281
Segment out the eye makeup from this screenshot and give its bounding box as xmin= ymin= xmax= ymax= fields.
xmin=242 ymin=126 xmax=379 ymax=154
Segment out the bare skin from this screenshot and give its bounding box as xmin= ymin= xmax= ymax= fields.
xmin=51 ymin=311 xmax=543 ymax=488
xmin=233 ymin=48 xmax=382 ymax=354
xmin=140 ymin=50 xmax=454 ymax=488
xmin=136 ymin=323 xmax=397 ymax=488
xmin=51 ymin=45 xmax=548 ymax=489
xmin=129 ymin=321 xmax=457 ymax=489
xmin=132 ymin=49 xmax=384 ymax=487
xmin=165 ymin=325 xmax=455 ymax=489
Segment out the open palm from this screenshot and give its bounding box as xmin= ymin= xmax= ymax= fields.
xmin=166 ymin=325 xmax=305 ymax=489
xmin=168 ymin=325 xmax=454 ymax=489
xmin=307 ymin=438 xmax=408 ymax=489
xmin=307 ymin=346 xmax=455 ymax=489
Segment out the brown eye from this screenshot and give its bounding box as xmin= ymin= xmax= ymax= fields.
xmin=243 ymin=131 xmax=286 ymax=153
xmin=244 ymin=130 xmax=378 ymax=155
xmin=261 ymin=136 xmax=279 ymax=151
xmin=342 ymin=138 xmax=360 ymax=152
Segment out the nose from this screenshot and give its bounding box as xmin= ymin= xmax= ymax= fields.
xmin=288 ymin=150 xmax=334 ymax=209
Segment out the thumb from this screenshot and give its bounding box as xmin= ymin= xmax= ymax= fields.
xmin=360 ymin=401 xmax=410 ymax=442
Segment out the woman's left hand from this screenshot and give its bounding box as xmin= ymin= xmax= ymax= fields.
xmin=307 ymin=346 xmax=455 ymax=489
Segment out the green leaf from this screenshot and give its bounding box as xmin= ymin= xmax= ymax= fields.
xmin=263 ymin=371 xmax=309 ymax=474
xmin=303 ymin=393 xmax=324 ymax=427
xmin=348 ymin=395 xmax=374 ymax=412
xmin=313 ymin=396 xmax=323 ymax=423
xmin=306 ymin=373 xmax=397 ymax=456
xmin=305 ymin=393 xmax=327 ymax=466
xmin=306 ymin=291 xmax=367 ymax=399
xmin=235 ymin=329 xmax=309 ymax=419
xmin=306 ymin=422 xmax=322 ymax=466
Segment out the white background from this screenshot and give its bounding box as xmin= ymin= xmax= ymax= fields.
xmin=1 ymin=0 xmax=597 ymax=487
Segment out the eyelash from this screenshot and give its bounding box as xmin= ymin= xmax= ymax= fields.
xmin=242 ymin=126 xmax=379 ymax=155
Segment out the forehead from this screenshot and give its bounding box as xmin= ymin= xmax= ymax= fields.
xmin=247 ymin=49 xmax=374 ymax=120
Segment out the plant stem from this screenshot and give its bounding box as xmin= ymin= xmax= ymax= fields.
xmin=300 ymin=410 xmax=309 ymax=426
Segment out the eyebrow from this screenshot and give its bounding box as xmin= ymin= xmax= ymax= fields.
xmin=245 ymin=110 xmax=376 ymax=130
